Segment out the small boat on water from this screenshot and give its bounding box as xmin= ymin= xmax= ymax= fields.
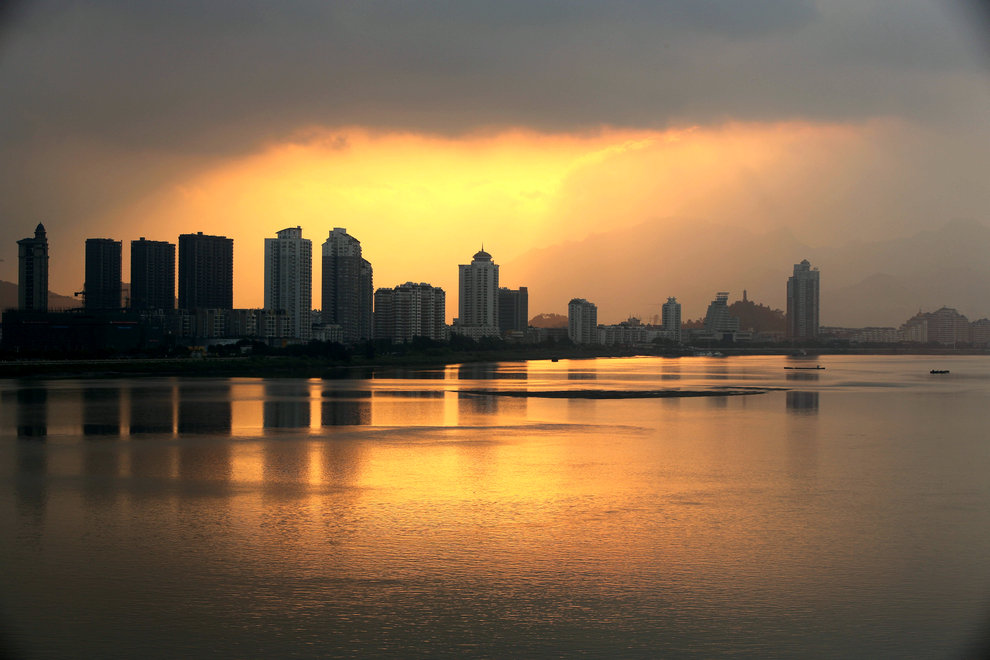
xmin=930 ymin=369 xmax=950 ymax=374
xmin=784 ymin=366 xmax=825 ymax=370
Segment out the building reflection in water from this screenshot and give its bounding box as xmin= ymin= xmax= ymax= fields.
xmin=263 ymin=381 xmax=311 ymax=429
xmin=82 ymin=385 xmax=122 ymax=436
xmin=458 ymin=390 xmax=499 ymax=419
xmin=786 ymin=391 xmax=820 ymax=413
xmin=458 ymin=363 xmax=498 ymax=380
xmin=129 ymin=383 xmax=175 ymax=435
xmin=374 ymin=367 xmax=446 ymax=380
xmin=177 ymin=382 xmax=233 ymax=484
xmin=178 ymin=382 xmax=232 ymax=435
xmin=79 ymin=385 xmax=124 ymax=503
xmin=786 ymin=371 xmax=820 ymax=383
xmin=659 ymin=361 xmax=682 ymax=382
xmin=14 ymin=387 xmax=48 ymax=438
xmin=321 ymin=390 xmax=372 ymax=426
xmin=706 ymin=394 xmax=728 ymax=409
xmin=16 ymin=431 xmax=48 ymax=531
xmin=262 ymin=435 xmax=309 ymax=493
xmin=567 ymin=365 xmax=597 ymax=380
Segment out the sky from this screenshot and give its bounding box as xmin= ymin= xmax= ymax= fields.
xmin=2 ymin=0 xmax=990 ymax=320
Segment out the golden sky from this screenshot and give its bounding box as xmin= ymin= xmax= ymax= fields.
xmin=84 ymin=119 xmax=895 ymax=319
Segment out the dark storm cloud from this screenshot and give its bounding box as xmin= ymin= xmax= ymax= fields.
xmin=1 ymin=0 xmax=983 ymax=156
xmin=2 ymin=0 xmax=989 ymax=276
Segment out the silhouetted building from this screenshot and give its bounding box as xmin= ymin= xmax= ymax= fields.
xmin=359 ymin=258 xmax=373 ymax=340
xmin=568 ymin=298 xmax=597 ymax=344
xmin=786 ymin=259 xmax=820 ymax=339
xmin=454 ymin=248 xmax=499 ymax=338
xmin=17 ymin=223 xmax=48 ymax=311
xmin=321 ymin=228 xmax=372 ymax=343
xmin=704 ymin=292 xmax=740 ymax=334
xmin=130 ymin=238 xmax=175 ymax=311
xmin=498 ymin=286 xmax=528 ymax=333
xmin=84 ymin=238 xmax=122 ymax=310
xmin=178 ymin=232 xmax=233 ymax=310
xmin=374 ymin=282 xmax=446 ymax=343
xmin=265 ymin=226 xmax=312 ymax=341
xmin=661 ymin=297 xmax=682 ymax=343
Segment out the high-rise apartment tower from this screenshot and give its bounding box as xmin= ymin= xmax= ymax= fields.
xmin=568 ymin=298 xmax=598 ymax=344
xmin=131 ymin=238 xmax=175 ymax=310
xmin=84 ymin=238 xmax=122 ymax=310
xmin=321 ymin=228 xmax=372 ymax=343
xmin=498 ymin=286 xmax=529 ymax=333
xmin=374 ymin=282 xmax=446 ymax=344
xmin=17 ymin=223 xmax=48 ymax=311
xmin=264 ymin=226 xmax=312 ymax=341
xmin=178 ymin=232 xmax=233 ymax=310
xmin=786 ymin=260 xmax=820 ymax=339
xmin=661 ymin=297 xmax=682 ymax=343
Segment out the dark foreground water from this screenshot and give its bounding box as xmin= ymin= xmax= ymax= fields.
xmin=2 ymin=355 xmax=990 ymax=658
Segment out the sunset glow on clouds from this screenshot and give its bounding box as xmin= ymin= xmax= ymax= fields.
xmin=71 ymin=120 xmax=893 ymax=314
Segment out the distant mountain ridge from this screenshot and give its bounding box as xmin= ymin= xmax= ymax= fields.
xmin=505 ymin=219 xmax=990 ymax=327
xmin=0 ymin=280 xmax=82 ymax=311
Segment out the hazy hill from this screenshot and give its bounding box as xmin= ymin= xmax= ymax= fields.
xmin=0 ymin=280 xmax=82 ymax=311
xmin=505 ymin=219 xmax=990 ymax=327
xmin=529 ymin=312 xmax=568 ymax=328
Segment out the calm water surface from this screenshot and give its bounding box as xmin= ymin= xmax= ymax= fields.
xmin=2 ymin=355 xmax=990 ymax=658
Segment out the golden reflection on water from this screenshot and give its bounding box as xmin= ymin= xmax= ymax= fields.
xmin=4 ymin=357 xmax=990 ymax=657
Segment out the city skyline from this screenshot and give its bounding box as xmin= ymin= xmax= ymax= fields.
xmin=2 ymin=3 xmax=989 ymax=323
xmin=12 ymin=220 xmax=990 ymax=338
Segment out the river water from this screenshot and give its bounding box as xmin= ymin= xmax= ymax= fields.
xmin=1 ymin=355 xmax=989 ymax=658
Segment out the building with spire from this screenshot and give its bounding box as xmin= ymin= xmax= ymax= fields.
xmin=321 ymin=227 xmax=372 ymax=343
xmin=454 ymin=247 xmax=500 ymax=338
xmin=17 ymin=223 xmax=48 ymax=311
xmin=265 ymin=226 xmax=312 ymax=341
xmin=786 ymin=259 xmax=820 ymax=339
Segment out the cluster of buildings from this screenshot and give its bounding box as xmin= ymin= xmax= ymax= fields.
xmin=8 ymin=223 xmax=989 ymax=352
xmin=3 ymin=225 xmax=530 ymax=351
xmin=823 ymin=307 xmax=990 ymax=347
xmin=568 ymin=261 xmax=821 ymax=346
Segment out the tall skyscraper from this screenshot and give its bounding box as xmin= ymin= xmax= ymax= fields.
xmin=661 ymin=297 xmax=682 ymax=343
xmin=178 ymin=232 xmax=233 ymax=310
xmin=498 ymin=286 xmax=529 ymax=333
xmin=131 ymin=238 xmax=175 ymax=311
xmin=456 ymin=249 xmax=499 ymax=336
xmin=17 ymin=223 xmax=48 ymax=311
xmin=321 ymin=228 xmax=372 ymax=343
xmin=264 ymin=226 xmax=312 ymax=341
xmin=374 ymin=282 xmax=446 ymax=343
xmin=786 ymin=259 xmax=820 ymax=339
xmin=568 ymin=298 xmax=598 ymax=344
xmin=84 ymin=238 xmax=122 ymax=310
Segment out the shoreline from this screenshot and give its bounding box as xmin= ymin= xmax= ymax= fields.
xmin=0 ymin=347 xmax=985 ymax=379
